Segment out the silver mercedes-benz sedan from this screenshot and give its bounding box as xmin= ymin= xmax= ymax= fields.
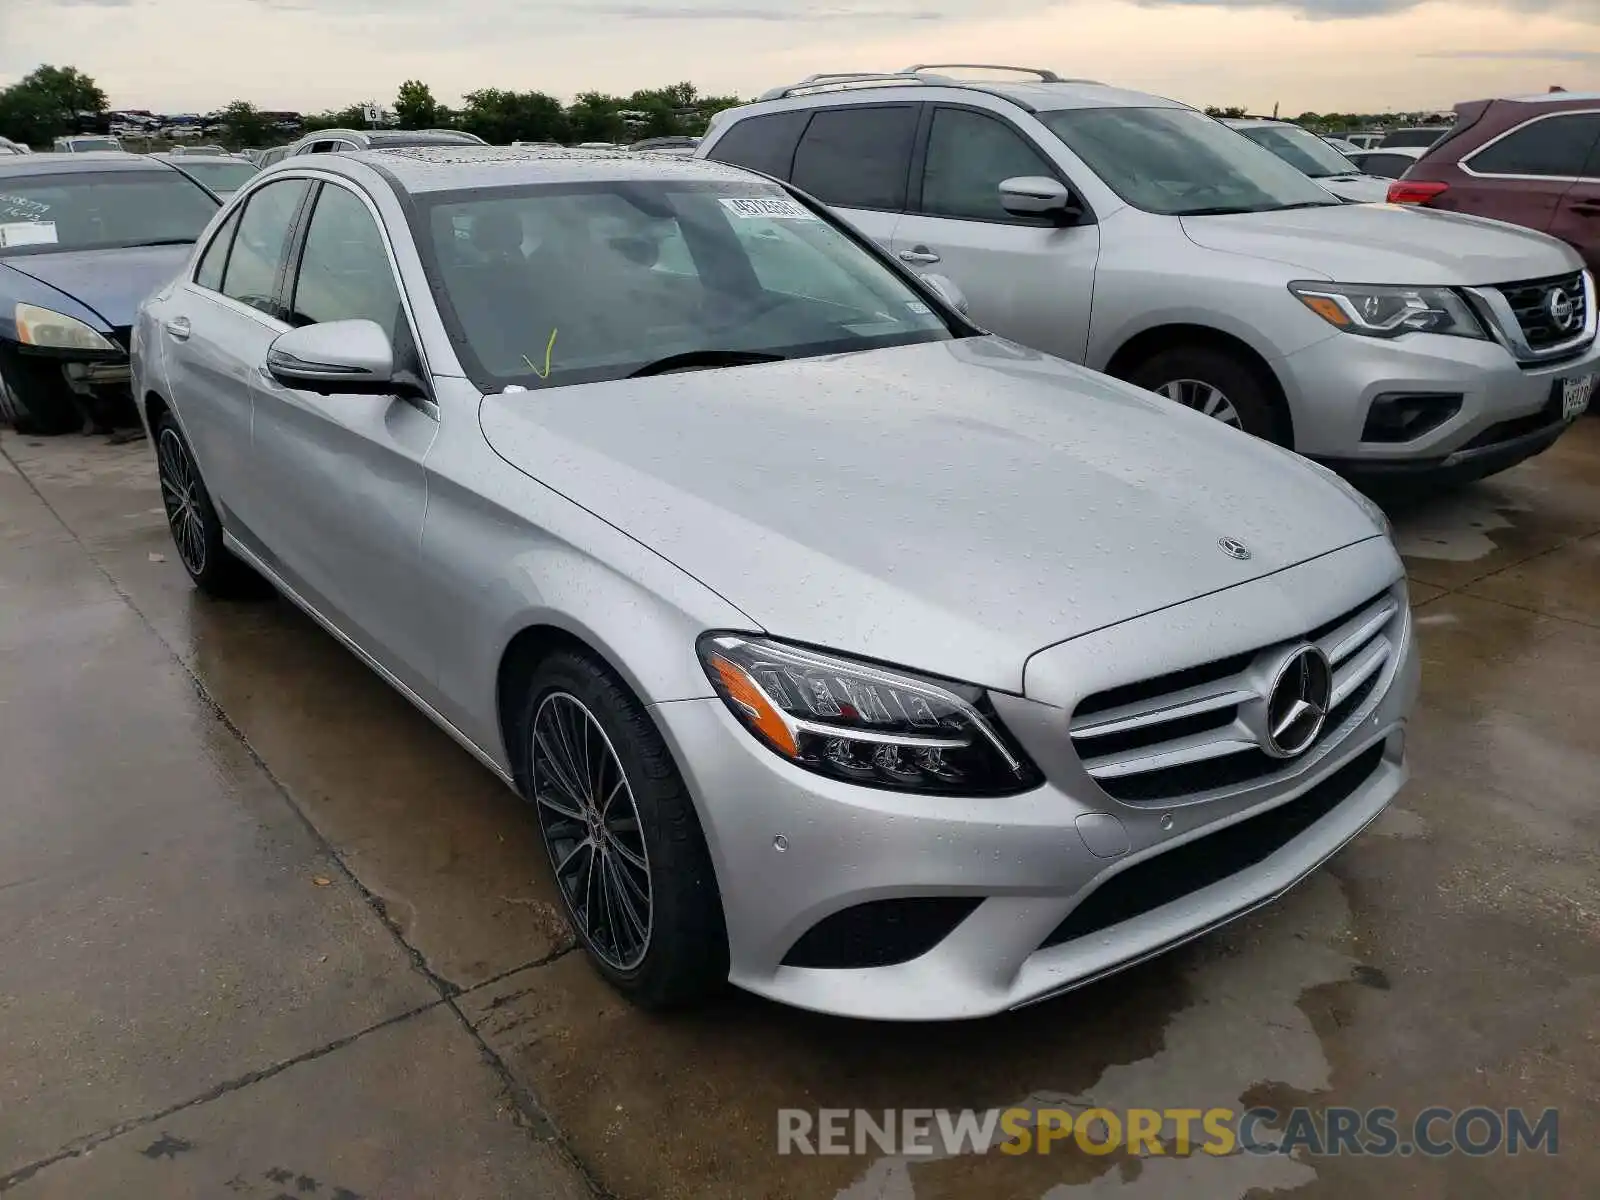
xmin=132 ymin=146 xmax=1418 ymax=1020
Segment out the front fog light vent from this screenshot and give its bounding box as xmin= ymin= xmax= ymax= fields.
xmin=1361 ymin=392 xmax=1462 ymax=444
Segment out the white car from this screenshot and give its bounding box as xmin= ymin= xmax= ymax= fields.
xmin=1221 ymin=119 xmax=1392 ymax=203
xmin=1345 ymin=147 xmax=1428 ymax=181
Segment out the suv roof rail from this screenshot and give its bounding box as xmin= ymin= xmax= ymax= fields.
xmin=756 ymin=66 xmax=1106 ymax=102
xmin=902 ymin=63 xmax=1063 ymax=82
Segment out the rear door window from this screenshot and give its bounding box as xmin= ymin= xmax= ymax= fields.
xmin=1467 ymin=114 xmax=1600 ymax=177
xmin=790 ymin=105 xmax=917 ymax=211
xmin=703 ymin=111 xmax=809 ymax=180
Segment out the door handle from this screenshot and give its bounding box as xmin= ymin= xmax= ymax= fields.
xmin=899 ymin=247 xmax=942 ymax=265
xmin=164 ymin=317 xmax=191 ymax=341
xmin=1569 ymin=200 xmax=1600 ymax=217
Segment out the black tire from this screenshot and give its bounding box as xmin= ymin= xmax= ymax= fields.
xmin=1121 ymin=342 xmax=1288 ymax=445
xmin=0 ymin=346 xmax=84 ymax=435
xmin=152 ymin=411 xmax=265 ymax=599
xmin=516 ymin=649 xmax=728 ymax=1008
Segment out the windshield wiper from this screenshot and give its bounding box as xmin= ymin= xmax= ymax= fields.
xmin=122 ymin=238 xmax=197 ymax=248
xmin=1270 ymin=201 xmax=1342 ymax=211
xmin=628 ymin=349 xmax=788 ymax=378
xmin=1178 ymin=205 xmax=1263 ymax=216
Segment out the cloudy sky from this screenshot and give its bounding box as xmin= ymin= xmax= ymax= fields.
xmin=1 ymin=0 xmax=1596 ymax=115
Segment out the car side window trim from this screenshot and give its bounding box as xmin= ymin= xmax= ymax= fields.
xmin=1460 ymin=108 xmax=1600 ymax=183
xmin=192 ymin=207 xmax=243 ymax=289
xmin=909 ymin=102 xmax=1092 ymax=226
xmin=275 ymin=173 xmax=437 ymax=411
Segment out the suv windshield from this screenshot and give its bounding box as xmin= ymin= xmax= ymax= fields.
xmin=0 ymin=169 xmax=219 ymax=255
xmin=414 ymin=180 xmax=955 ymax=390
xmin=1236 ymin=123 xmax=1357 ymax=178
xmin=1379 ymin=128 xmax=1448 ymax=149
xmin=1040 ymin=106 xmax=1341 ymax=216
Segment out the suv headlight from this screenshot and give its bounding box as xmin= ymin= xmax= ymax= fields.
xmin=1289 ymin=281 xmax=1486 ymax=341
xmin=14 ymin=303 xmax=119 ymax=353
xmin=698 ymin=634 xmax=1042 ymax=796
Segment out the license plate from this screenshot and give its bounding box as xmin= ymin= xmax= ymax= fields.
xmin=1561 ymin=373 xmax=1595 ymax=421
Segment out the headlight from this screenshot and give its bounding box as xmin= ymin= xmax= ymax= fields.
xmin=1288 ymin=281 xmax=1486 ymax=341
xmin=698 ymin=634 xmax=1042 ymax=796
xmin=1299 ymin=456 xmax=1393 ymax=540
xmin=14 ymin=303 xmax=119 ymax=352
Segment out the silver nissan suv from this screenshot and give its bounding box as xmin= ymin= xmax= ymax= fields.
xmin=697 ymin=66 xmax=1599 ymax=484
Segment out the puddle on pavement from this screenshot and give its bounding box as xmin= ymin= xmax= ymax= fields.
xmin=828 ymin=873 xmax=1363 ymax=1199
xmin=1390 ymin=487 xmax=1527 ymax=563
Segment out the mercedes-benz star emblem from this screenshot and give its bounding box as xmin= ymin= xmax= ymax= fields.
xmin=1218 ymin=537 xmax=1252 ymax=561
xmin=1547 ymin=288 xmax=1576 ymax=332
xmin=1262 ymin=645 xmax=1334 ymax=759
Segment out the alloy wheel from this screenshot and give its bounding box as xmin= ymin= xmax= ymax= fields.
xmin=532 ymin=692 xmax=654 ymax=970
xmin=1157 ymin=378 xmax=1243 ymax=428
xmin=157 ymin=427 xmax=207 ymax=575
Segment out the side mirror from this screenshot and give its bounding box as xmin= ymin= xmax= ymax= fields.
xmin=998 ymin=175 xmax=1080 ymax=222
xmin=266 ymin=319 xmax=395 ymax=395
xmin=921 ymin=272 xmax=969 ymax=316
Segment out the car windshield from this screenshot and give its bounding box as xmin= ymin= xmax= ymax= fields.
xmin=414 ymin=180 xmax=956 ymax=390
xmin=172 ymin=159 xmax=260 ymax=192
xmin=1381 ymin=129 xmax=1447 ymax=148
xmin=0 ymin=169 xmax=219 ymax=255
xmin=1236 ymin=124 xmax=1357 ymax=178
xmin=1039 ymin=106 xmax=1342 ymax=216
xmin=70 ymin=138 xmax=121 ymax=152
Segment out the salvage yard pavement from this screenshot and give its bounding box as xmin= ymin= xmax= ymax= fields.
xmin=2 ymin=422 xmax=1597 ymax=1199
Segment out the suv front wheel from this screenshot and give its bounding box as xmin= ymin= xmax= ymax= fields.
xmin=1122 ymin=344 xmax=1285 ymax=445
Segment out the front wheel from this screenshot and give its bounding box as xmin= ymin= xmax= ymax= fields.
xmin=0 ymin=347 xmax=83 ymax=434
xmin=153 ymin=411 xmax=264 ymax=598
xmin=1122 ymin=344 xmax=1286 ymax=445
xmin=517 ymin=650 xmax=728 ymax=1008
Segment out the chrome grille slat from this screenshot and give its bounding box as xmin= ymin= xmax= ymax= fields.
xmin=1331 ymin=637 xmax=1390 ymax=708
xmin=1071 ymin=586 xmax=1403 ymax=802
xmin=1321 ymin=598 xmax=1398 ymax=666
xmin=1082 ymin=730 xmax=1259 ymax=780
xmin=1070 ymin=685 xmax=1254 ymax=739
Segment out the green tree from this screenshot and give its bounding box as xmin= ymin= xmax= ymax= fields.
xmin=460 ymin=88 xmax=569 ymax=144
xmin=218 ymin=100 xmax=274 ymax=149
xmin=394 ymin=80 xmax=439 ymax=130
xmin=0 ymin=64 xmax=108 ymax=147
xmin=566 ymin=92 xmax=626 ymax=144
xmin=1203 ymin=105 xmax=1248 ymax=119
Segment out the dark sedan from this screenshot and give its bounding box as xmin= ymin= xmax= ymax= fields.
xmin=0 ymin=152 xmax=219 ymax=433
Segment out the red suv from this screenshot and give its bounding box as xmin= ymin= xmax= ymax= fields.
xmin=1387 ymin=93 xmax=1599 ymax=274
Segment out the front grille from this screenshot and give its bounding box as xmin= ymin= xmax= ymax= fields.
xmin=1039 ymin=741 xmax=1386 ymax=950
xmin=781 ymin=897 xmax=982 ymax=969
xmin=1494 ymin=271 xmax=1587 ymax=352
xmin=1069 ymin=588 xmax=1401 ymax=803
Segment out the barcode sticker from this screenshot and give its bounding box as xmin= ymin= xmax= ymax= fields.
xmin=719 ymin=197 xmax=817 ymax=220
xmin=0 ymin=221 xmax=58 ymax=248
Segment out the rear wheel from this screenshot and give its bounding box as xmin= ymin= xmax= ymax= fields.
xmin=517 ymin=649 xmax=727 ymax=1008
xmin=1122 ymin=343 xmax=1286 ymax=445
xmin=153 ymin=411 xmax=264 ymax=598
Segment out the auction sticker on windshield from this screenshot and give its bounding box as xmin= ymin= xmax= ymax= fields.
xmin=719 ymin=197 xmax=817 ymax=220
xmin=0 ymin=221 xmax=58 ymax=248
xmin=1562 ymin=374 xmax=1595 ymax=421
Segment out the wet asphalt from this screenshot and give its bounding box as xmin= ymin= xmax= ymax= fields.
xmin=0 ymin=419 xmax=1596 ymax=1199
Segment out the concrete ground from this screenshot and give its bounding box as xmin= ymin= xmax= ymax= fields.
xmin=1 ymin=418 xmax=1596 ymax=1199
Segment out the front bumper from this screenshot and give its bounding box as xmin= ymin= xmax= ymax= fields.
xmin=1277 ymin=326 xmax=1597 ymax=475
xmin=651 ymin=539 xmax=1418 ymax=1020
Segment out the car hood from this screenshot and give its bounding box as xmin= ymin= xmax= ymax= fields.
xmin=1316 ymin=175 xmax=1394 ymax=204
xmin=1 ymin=243 xmax=193 ymax=328
xmin=478 ymin=340 xmax=1380 ymax=692
xmin=1180 ymin=202 xmax=1581 ymax=285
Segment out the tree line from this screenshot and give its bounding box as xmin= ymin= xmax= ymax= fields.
xmin=0 ymin=65 xmax=743 ymax=150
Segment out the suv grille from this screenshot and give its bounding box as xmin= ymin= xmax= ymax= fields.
xmin=1494 ymin=271 xmax=1587 ymax=352
xmin=1069 ymin=588 xmax=1401 ymax=803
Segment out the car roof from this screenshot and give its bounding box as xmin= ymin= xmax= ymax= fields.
xmin=298 ymin=145 xmax=763 ymax=194
xmin=1491 ymin=90 xmax=1600 ymax=105
xmin=1221 ymin=118 xmax=1294 ymax=128
xmin=0 ymin=151 xmax=171 ymax=178
xmin=148 ymin=151 xmax=249 ymax=161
